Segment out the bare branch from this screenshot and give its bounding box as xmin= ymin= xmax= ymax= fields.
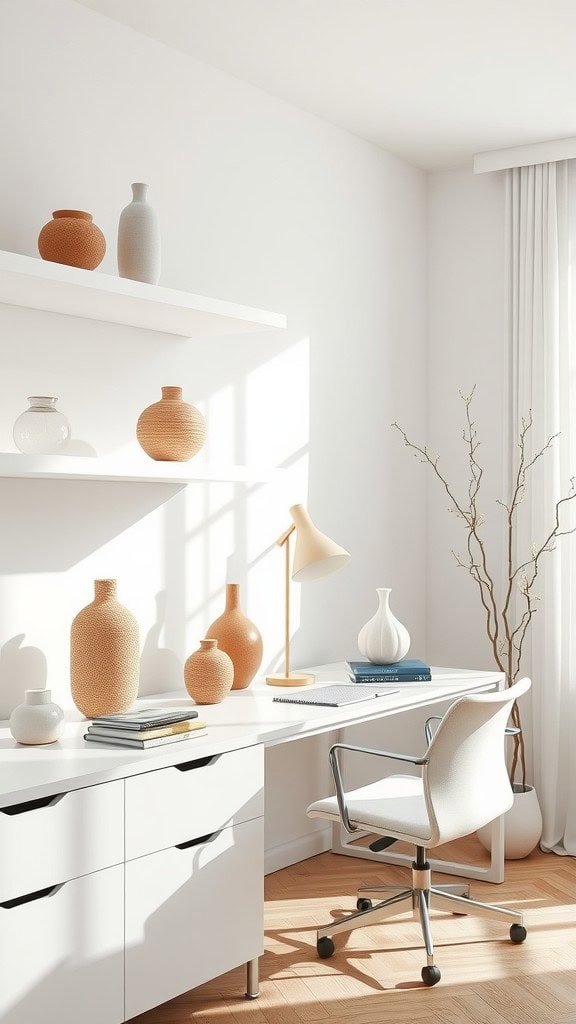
xmin=393 ymin=394 xmax=576 ymax=788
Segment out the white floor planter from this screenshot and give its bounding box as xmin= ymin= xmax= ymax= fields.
xmin=477 ymin=784 xmax=543 ymax=860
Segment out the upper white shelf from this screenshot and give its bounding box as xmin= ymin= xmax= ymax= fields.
xmin=0 ymin=453 xmax=280 ymax=485
xmin=0 ymin=250 xmax=287 ymax=337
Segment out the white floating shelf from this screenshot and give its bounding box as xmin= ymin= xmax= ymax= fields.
xmin=0 ymin=453 xmax=280 ymax=485
xmin=0 ymin=250 xmax=287 ymax=337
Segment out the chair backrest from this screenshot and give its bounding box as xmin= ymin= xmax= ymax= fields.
xmin=422 ymin=677 xmax=531 ymax=846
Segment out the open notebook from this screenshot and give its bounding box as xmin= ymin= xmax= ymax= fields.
xmin=272 ymin=684 xmax=399 ymax=707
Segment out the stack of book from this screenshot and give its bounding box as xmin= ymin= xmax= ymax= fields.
xmin=83 ymin=707 xmax=207 ymax=749
xmin=347 ymin=659 xmax=432 ymax=683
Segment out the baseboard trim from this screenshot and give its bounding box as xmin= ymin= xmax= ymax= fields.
xmin=265 ymin=828 xmax=332 ymax=875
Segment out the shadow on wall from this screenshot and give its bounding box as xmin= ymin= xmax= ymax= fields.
xmin=139 ymin=590 xmax=183 ymax=695
xmin=0 ymin=633 xmax=47 ymax=719
xmin=0 ymin=479 xmax=184 ymax=572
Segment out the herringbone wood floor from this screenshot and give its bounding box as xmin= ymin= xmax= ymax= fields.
xmin=129 ymin=836 xmax=576 ymax=1024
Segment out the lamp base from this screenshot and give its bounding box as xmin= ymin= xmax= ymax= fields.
xmin=265 ymin=672 xmax=315 ymax=687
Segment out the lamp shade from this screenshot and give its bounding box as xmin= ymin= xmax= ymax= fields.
xmin=290 ymin=504 xmax=350 ymax=583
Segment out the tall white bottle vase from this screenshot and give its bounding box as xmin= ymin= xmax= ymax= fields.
xmin=117 ymin=182 xmax=161 ymax=285
xmin=357 ymin=587 xmax=411 ymax=664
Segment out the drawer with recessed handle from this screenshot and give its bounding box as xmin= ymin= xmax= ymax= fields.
xmin=125 ymin=817 xmax=263 ymax=1018
xmin=0 ymin=863 xmax=124 ymax=1024
xmin=0 ymin=780 xmax=124 ymax=903
xmin=125 ymin=744 xmax=263 ymax=860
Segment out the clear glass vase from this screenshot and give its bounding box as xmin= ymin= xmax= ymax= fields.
xmin=13 ymin=396 xmax=71 ymax=454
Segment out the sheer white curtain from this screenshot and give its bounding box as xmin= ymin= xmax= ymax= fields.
xmin=507 ymin=160 xmax=576 ymax=854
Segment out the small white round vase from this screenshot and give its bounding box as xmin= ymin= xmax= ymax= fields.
xmin=358 ymin=587 xmax=411 ymax=664
xmin=477 ymin=784 xmax=543 ymax=860
xmin=117 ymin=182 xmax=161 ymax=285
xmin=9 ymin=688 xmax=65 ymax=745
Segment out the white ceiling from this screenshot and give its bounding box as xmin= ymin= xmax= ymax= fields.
xmin=77 ymin=0 xmax=576 ymax=170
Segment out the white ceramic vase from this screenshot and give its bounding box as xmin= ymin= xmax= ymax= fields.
xmin=358 ymin=587 xmax=411 ymax=664
xmin=117 ymin=182 xmax=161 ymax=285
xmin=9 ymin=688 xmax=65 ymax=744
xmin=477 ymin=784 xmax=543 ymax=860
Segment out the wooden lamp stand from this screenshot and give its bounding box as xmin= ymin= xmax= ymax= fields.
xmin=265 ymin=505 xmax=350 ymax=687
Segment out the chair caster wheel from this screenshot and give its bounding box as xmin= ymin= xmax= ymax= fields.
xmin=317 ymin=936 xmax=335 ymax=959
xmin=356 ymin=898 xmax=373 ymax=911
xmin=510 ymin=924 xmax=527 ymax=943
xmin=421 ymin=965 xmax=441 ymax=986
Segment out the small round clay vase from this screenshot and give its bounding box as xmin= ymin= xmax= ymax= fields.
xmin=71 ymin=579 xmax=140 ymax=719
xmin=136 ymin=386 xmax=207 ymax=462
xmin=207 ymin=583 xmax=263 ymax=690
xmin=184 ymin=638 xmax=234 ymax=705
xmin=38 ymin=210 xmax=106 ymax=270
xmin=9 ymin=689 xmax=65 ymax=745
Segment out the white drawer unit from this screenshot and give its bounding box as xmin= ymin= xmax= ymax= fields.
xmin=0 ymin=780 xmax=124 ymax=903
xmin=125 ymin=816 xmax=264 ymax=1019
xmin=0 ymin=864 xmax=124 ymax=1024
xmin=125 ymin=745 xmax=264 ymax=860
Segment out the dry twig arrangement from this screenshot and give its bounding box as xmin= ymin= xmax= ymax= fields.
xmin=393 ymin=388 xmax=576 ymax=786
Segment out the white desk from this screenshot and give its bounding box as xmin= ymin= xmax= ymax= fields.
xmin=0 ymin=664 xmax=501 ymax=1022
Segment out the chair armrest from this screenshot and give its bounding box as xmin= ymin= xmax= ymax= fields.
xmin=328 ymin=742 xmax=428 ymax=835
xmin=424 ymin=716 xmax=443 ymax=743
xmin=425 ymin=718 xmax=520 ymax=744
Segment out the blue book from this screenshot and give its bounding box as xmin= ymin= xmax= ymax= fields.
xmin=347 ymin=659 xmax=431 ymax=677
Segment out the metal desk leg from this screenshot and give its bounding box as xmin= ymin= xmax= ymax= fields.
xmin=245 ymin=958 xmax=259 ymax=999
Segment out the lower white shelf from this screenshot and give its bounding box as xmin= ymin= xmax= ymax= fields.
xmin=0 ymin=453 xmax=280 ymax=484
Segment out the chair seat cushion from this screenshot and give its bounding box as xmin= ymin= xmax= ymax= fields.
xmin=307 ymin=773 xmax=433 ymax=844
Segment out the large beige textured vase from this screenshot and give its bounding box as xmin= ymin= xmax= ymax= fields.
xmin=207 ymin=583 xmax=263 ymax=689
xmin=184 ymin=639 xmax=234 ymax=704
xmin=136 ymin=386 xmax=207 ymax=461
xmin=71 ymin=579 xmax=140 ymax=718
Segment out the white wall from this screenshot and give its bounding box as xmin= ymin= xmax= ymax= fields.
xmin=427 ymin=169 xmax=508 ymax=671
xmin=0 ymin=0 xmax=427 ymax=867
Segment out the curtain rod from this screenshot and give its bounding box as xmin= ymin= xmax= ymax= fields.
xmin=474 ymin=137 xmax=576 ymax=174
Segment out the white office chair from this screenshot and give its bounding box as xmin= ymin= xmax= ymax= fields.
xmin=307 ymin=676 xmax=530 ymax=986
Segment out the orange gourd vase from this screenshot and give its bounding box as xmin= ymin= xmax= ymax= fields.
xmin=184 ymin=639 xmax=234 ymax=705
xmin=136 ymin=386 xmax=207 ymax=462
xmin=70 ymin=579 xmax=140 ymax=718
xmin=207 ymin=583 xmax=263 ymax=689
xmin=38 ymin=210 xmax=106 ymax=270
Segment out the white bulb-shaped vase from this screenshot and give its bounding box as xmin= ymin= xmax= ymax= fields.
xmin=357 ymin=588 xmax=410 ymax=664
xmin=9 ymin=689 xmax=65 ymax=744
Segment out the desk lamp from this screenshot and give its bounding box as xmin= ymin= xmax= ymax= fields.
xmin=266 ymin=503 xmax=350 ymax=686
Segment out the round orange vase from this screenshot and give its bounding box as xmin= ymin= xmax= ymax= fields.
xmin=207 ymin=583 xmax=263 ymax=689
xmin=136 ymin=386 xmax=207 ymax=462
xmin=184 ymin=639 xmax=234 ymax=705
xmin=38 ymin=210 xmax=106 ymax=270
xmin=70 ymin=579 xmax=140 ymax=718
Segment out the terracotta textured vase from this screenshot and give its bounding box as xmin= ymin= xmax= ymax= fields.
xmin=207 ymin=583 xmax=263 ymax=690
xmin=71 ymin=579 xmax=140 ymax=718
xmin=184 ymin=638 xmax=234 ymax=705
xmin=38 ymin=210 xmax=106 ymax=270
xmin=136 ymin=386 xmax=207 ymax=462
